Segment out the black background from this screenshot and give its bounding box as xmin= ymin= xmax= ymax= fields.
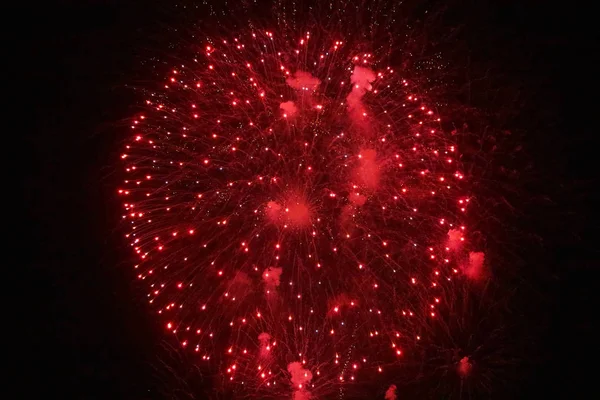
xmin=23 ymin=1 xmax=596 ymax=398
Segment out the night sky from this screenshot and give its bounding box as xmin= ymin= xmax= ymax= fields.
xmin=24 ymin=1 xmax=595 ymax=398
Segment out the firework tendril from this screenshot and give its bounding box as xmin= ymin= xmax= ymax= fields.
xmin=119 ymin=21 xmax=490 ymax=399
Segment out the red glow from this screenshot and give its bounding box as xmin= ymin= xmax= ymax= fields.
xmin=118 ymin=26 xmax=483 ymax=398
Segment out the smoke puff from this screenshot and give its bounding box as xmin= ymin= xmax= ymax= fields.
xmin=258 ymin=332 xmax=272 ymax=342
xmin=280 ymin=101 xmax=298 ymax=117
xmin=266 ymin=198 xmax=311 ymax=227
xmin=224 ymin=272 xmax=252 ymax=300
xmin=384 ymin=384 xmax=397 ymax=400
xmin=349 ymin=192 xmax=367 ymax=206
xmin=258 ymin=332 xmax=273 ymax=359
xmin=286 ymin=71 xmax=320 ymax=91
xmin=458 ymin=356 xmax=472 ymax=377
xmin=285 ymin=201 xmax=311 ymax=226
xmin=343 ymin=66 xmax=377 ymax=133
xmin=355 ymin=149 xmax=380 ymax=189
xmin=266 ymin=201 xmax=282 ymax=222
xmin=262 ymin=267 xmax=283 ymax=289
xmin=288 ymin=362 xmax=313 ymax=400
xmin=447 ymin=229 xmax=463 ymax=250
xmin=464 ymin=251 xmax=485 ymax=280
xmin=288 ymin=361 xmax=313 ymax=386
xmin=348 ymin=66 xmax=376 ymax=108
xmin=293 ymin=391 xmax=311 ymax=400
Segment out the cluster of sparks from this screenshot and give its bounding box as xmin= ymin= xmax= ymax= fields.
xmin=119 ymin=29 xmax=485 ymax=398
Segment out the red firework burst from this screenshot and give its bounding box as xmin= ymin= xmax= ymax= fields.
xmin=118 ymin=27 xmax=485 ymax=398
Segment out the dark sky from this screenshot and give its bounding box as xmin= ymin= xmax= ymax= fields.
xmin=23 ymin=1 xmax=596 ymax=398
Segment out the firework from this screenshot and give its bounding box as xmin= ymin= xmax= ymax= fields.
xmin=119 ymin=24 xmax=485 ymax=398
